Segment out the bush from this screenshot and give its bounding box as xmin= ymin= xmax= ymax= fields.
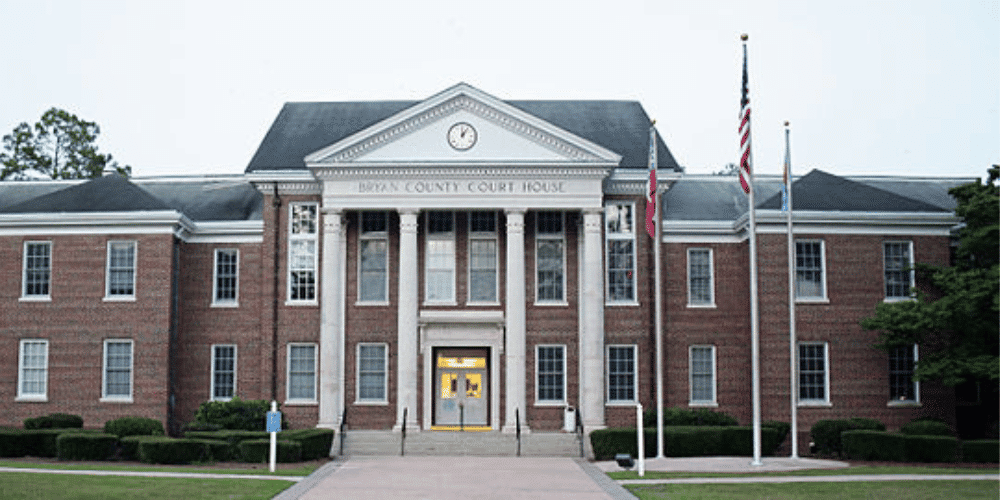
xmin=104 ymin=417 xmax=165 ymax=438
xmin=188 ymin=439 xmax=230 ymax=461
xmin=900 ymin=420 xmax=953 ymax=437
xmin=182 ymin=430 xmax=270 ymax=459
xmin=182 ymin=421 xmax=222 ymax=433
xmin=589 ymin=426 xmax=781 ymax=460
xmin=56 ymin=433 xmax=118 ymax=461
xmin=715 ymin=427 xmax=782 ymax=457
xmin=762 ymin=421 xmax=791 ymax=449
xmin=192 ymin=397 xmax=290 ymax=431
xmin=120 ymin=435 xmax=165 ymax=461
xmin=283 ymin=429 xmax=335 ymax=460
xmin=842 ymin=430 xmax=906 ymax=461
xmin=23 ymin=413 xmax=83 ymax=430
xmin=811 ymin=418 xmax=886 ymax=456
xmin=903 ymin=435 xmax=958 ymax=463
xmin=0 ymin=429 xmax=27 ymax=458
xmin=237 ymin=439 xmax=302 ymax=463
xmin=22 ymin=429 xmax=71 ymax=457
xmin=961 ymin=440 xmax=999 ymax=463
xmin=590 ymin=428 xmax=656 ymax=461
xmin=643 ymin=407 xmax=739 ymax=427
xmin=138 ymin=438 xmax=208 ymax=465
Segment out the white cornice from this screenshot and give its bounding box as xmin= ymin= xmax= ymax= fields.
xmin=604 ymin=169 xmax=682 ymax=195
xmin=0 ymin=211 xmax=262 ymax=243
xmin=312 ymin=165 xmax=611 ymax=181
xmin=247 ymin=171 xmax=322 ymax=195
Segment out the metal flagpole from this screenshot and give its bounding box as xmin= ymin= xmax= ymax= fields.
xmin=784 ymin=121 xmax=799 ymax=459
xmin=652 ymin=125 xmax=665 ymax=459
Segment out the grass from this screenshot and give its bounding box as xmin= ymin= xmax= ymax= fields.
xmin=0 ymin=459 xmax=320 ymax=477
xmin=626 ymin=481 xmax=999 ymax=500
xmin=608 ymin=465 xmax=997 ymax=480
xmin=0 ymin=472 xmax=293 ymax=500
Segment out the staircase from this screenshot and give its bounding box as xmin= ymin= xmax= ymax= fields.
xmin=340 ymin=430 xmax=583 ymax=457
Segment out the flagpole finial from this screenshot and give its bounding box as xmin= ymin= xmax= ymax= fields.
xmin=784 ymin=121 xmax=790 ymax=127
xmin=741 ymin=33 xmax=749 ymax=41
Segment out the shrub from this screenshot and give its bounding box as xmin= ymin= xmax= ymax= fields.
xmin=589 ymin=426 xmax=781 ymax=460
xmin=192 ymin=397 xmax=289 ymax=431
xmin=811 ymin=418 xmax=886 ymax=456
xmin=182 ymin=430 xmax=269 ymax=459
xmin=56 ymin=433 xmax=118 ymax=461
xmin=590 ymin=428 xmax=657 ymax=461
xmin=0 ymin=429 xmax=27 ymax=458
xmin=900 ymin=420 xmax=953 ymax=437
xmin=22 ymin=429 xmax=73 ymax=457
xmin=182 ymin=421 xmax=222 ymax=433
xmin=283 ymin=429 xmax=335 ymax=460
xmin=903 ymin=435 xmax=958 ymax=463
xmin=120 ymin=435 xmax=165 ymax=461
xmin=237 ymin=439 xmax=302 ymax=463
xmin=762 ymin=421 xmax=791 ymax=449
xmin=961 ymin=440 xmax=999 ymax=463
xmin=716 ymin=427 xmax=782 ymax=457
xmin=643 ymin=407 xmax=738 ymax=427
xmin=841 ymin=430 xmax=905 ymax=461
xmin=138 ymin=438 xmax=208 ymax=465
xmin=23 ymin=413 xmax=84 ymax=430
xmin=104 ymin=417 xmax=165 ymax=438
xmin=188 ymin=439 xmax=230 ymax=461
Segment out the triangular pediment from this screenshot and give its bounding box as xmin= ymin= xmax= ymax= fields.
xmin=304 ymin=83 xmax=622 ymax=166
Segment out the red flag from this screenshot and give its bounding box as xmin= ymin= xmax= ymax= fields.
xmin=645 ymin=126 xmax=658 ymax=239
xmin=739 ymin=42 xmax=752 ymax=195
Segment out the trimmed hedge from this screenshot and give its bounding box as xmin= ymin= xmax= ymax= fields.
xmin=282 ymin=429 xmax=335 ymax=460
xmin=961 ymin=440 xmax=1000 ymax=463
xmin=104 ymin=416 xmax=165 ymax=438
xmin=138 ymin=438 xmax=208 ymax=465
xmin=904 ymin=435 xmax=958 ymax=463
xmin=842 ymin=430 xmax=905 ymax=461
xmin=762 ymin=421 xmax=791 ymax=450
xmin=183 ymin=430 xmax=270 ymax=459
xmin=22 ymin=429 xmax=68 ymax=457
xmin=188 ymin=439 xmax=230 ymax=461
xmin=56 ymin=433 xmax=118 ymax=461
xmin=642 ymin=407 xmax=739 ymax=427
xmin=182 ymin=421 xmax=222 ymax=433
xmin=900 ymin=420 xmax=953 ymax=437
xmin=23 ymin=413 xmax=83 ymax=430
xmin=237 ymin=439 xmax=302 ymax=463
xmin=589 ymin=426 xmax=780 ymax=460
xmin=811 ymin=418 xmax=886 ymax=456
xmin=120 ymin=435 xmax=166 ymax=461
xmin=0 ymin=428 xmax=27 ymax=458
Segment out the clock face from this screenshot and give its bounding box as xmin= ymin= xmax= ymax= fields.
xmin=447 ymin=122 xmax=477 ymax=151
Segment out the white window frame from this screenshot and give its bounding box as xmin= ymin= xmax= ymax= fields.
xmin=212 ymin=248 xmax=239 ymax=307
xmin=606 ymin=344 xmax=638 ymax=405
xmin=535 ymin=344 xmax=567 ymax=405
xmin=424 ymin=211 xmax=456 ymax=304
xmin=797 ymin=341 xmax=830 ymax=406
xmin=687 ymin=248 xmax=716 ymax=307
xmin=22 ymin=241 xmax=52 ymax=300
xmin=17 ymin=339 xmax=49 ymax=402
xmin=889 ymin=344 xmax=920 ymax=405
xmin=358 ymin=211 xmax=390 ymax=304
xmin=795 ymin=239 xmax=828 ymax=302
xmin=286 ymin=342 xmax=318 ymax=404
xmin=467 ymin=211 xmax=499 ymax=305
xmin=535 ymin=211 xmax=567 ymax=304
xmin=356 ymin=342 xmax=388 ymax=404
xmin=605 ymin=202 xmax=637 ymax=305
xmin=689 ymin=345 xmax=717 ymax=406
xmin=287 ymin=202 xmax=319 ymax=305
xmin=105 ymin=240 xmax=137 ymax=301
xmin=883 ymin=241 xmax=915 ymax=302
xmin=210 ymin=344 xmax=237 ymax=401
xmin=101 ymin=339 xmax=134 ymax=403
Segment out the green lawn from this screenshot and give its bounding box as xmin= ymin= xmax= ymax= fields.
xmin=0 ymin=459 xmax=320 ymax=477
xmin=627 ymin=481 xmax=1000 ymax=500
xmin=0 ymin=472 xmax=293 ymax=500
xmin=609 ymin=465 xmax=997 ymax=480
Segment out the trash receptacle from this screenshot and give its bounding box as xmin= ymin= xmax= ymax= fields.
xmin=563 ymin=406 xmax=576 ymax=432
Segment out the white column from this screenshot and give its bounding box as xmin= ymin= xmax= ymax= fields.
xmin=396 ymin=209 xmax=419 ymax=432
xmin=580 ymin=208 xmax=605 ymax=430
xmin=504 ymin=209 xmax=527 ymax=433
xmin=318 ymin=209 xmax=343 ymax=429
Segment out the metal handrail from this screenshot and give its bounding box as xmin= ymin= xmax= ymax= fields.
xmin=575 ymin=407 xmax=584 ymax=458
xmin=401 ymin=407 xmax=408 ymax=456
xmin=515 ymin=408 xmax=521 ymax=457
xmin=338 ymin=408 xmax=347 ymax=456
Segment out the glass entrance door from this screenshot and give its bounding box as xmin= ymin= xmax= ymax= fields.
xmin=434 ymin=350 xmax=488 ymax=427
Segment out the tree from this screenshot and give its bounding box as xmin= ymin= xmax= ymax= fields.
xmin=713 ymin=162 xmax=739 ymax=176
xmin=0 ymin=107 xmax=130 ymax=180
xmin=861 ymin=165 xmax=999 ymax=387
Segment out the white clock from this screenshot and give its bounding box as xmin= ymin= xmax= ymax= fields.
xmin=447 ymin=122 xmax=477 ymax=150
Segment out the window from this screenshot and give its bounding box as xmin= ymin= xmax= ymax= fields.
xmin=884 ymin=242 xmax=914 ymax=300
xmin=211 ymin=345 xmax=236 ymax=401
xmin=607 ymin=345 xmax=637 ymax=403
xmin=536 ymin=345 xmax=566 ymax=403
xmin=289 ymin=203 xmax=318 ymax=303
xmin=425 ymin=211 xmax=455 ymax=303
xmin=102 ymin=340 xmax=133 ymax=401
xmin=605 ymin=203 xmax=636 ymax=303
xmin=689 ymin=345 xmax=716 ymax=405
xmin=106 ymin=241 xmax=136 ymax=298
xmin=687 ymin=248 xmax=714 ymax=306
xmin=468 ymin=212 xmax=498 ymax=303
xmin=22 ymin=242 xmax=51 ymax=298
xmin=795 ymin=240 xmax=826 ymax=300
xmin=535 ymin=212 xmax=565 ymax=303
xmin=359 ymin=212 xmax=389 ymax=303
xmin=287 ymin=343 xmax=317 ymax=402
xmin=798 ymin=342 xmax=829 ymax=404
xmin=357 ymin=343 xmax=387 ymax=403
xmin=213 ymin=249 xmax=239 ymax=306
xmin=889 ymin=344 xmax=919 ymax=403
xmin=17 ymin=339 xmax=48 ymax=400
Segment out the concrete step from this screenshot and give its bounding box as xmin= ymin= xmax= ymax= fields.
xmin=340 ymin=430 xmax=584 ymax=457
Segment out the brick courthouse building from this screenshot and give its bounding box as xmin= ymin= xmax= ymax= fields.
xmin=0 ymin=84 xmax=972 ymax=454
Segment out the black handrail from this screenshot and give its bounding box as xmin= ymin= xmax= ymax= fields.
xmin=338 ymin=408 xmax=347 ymax=456
xmin=401 ymin=407 xmax=408 ymax=456
xmin=575 ymin=407 xmax=584 ymax=458
xmin=515 ymin=408 xmax=521 ymax=457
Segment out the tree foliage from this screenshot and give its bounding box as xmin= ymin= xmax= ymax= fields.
xmin=861 ymin=166 xmax=999 ymax=386
xmin=713 ymin=162 xmax=739 ymax=176
xmin=0 ymin=107 xmax=130 ymax=180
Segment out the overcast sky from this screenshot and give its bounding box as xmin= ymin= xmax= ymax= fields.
xmin=1 ymin=0 xmax=996 ymax=181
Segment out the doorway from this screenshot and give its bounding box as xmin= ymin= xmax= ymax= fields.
xmin=433 ymin=347 xmax=489 ymax=429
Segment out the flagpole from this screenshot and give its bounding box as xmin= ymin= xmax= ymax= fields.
xmin=785 ymin=121 xmax=799 ymax=459
xmin=653 ymin=124 xmax=665 ymax=459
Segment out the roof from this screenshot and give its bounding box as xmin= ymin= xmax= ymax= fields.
xmin=245 ymin=100 xmax=680 ymax=172
xmin=757 ymin=170 xmax=949 ymax=212
xmin=1 ymin=174 xmax=173 ymax=214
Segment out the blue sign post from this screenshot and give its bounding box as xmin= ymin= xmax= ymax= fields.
xmin=267 ymin=401 xmax=281 ymax=472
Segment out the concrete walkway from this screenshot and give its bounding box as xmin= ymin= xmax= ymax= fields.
xmin=0 ymin=466 xmax=303 ymax=481
xmin=618 ymin=473 xmax=999 ymax=485
xmin=594 ymin=456 xmax=851 ymax=474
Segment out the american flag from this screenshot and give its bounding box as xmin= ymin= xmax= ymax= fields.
xmin=739 ymin=42 xmax=752 ymax=195
xmin=645 ymin=125 xmax=658 ymax=239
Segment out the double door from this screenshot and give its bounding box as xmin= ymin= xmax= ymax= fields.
xmin=434 ymin=349 xmax=488 ymax=427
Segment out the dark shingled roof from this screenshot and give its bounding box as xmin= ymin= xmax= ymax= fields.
xmin=1 ymin=174 xmax=172 ymax=214
xmin=245 ymin=100 xmax=680 ymax=172
xmin=758 ymin=170 xmax=948 ymax=212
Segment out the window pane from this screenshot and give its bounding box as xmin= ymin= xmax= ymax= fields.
xmin=537 ymin=240 xmax=564 ymax=301
xmin=24 ymin=243 xmax=51 ymax=296
xmin=795 ymin=242 xmax=824 ymax=299
xmin=608 ymin=346 xmax=635 ymax=402
xmin=690 ymin=346 xmax=714 ymax=402
xmin=889 ymin=345 xmax=917 ymax=401
xmin=605 ymin=204 xmax=633 ymax=235
xmin=215 ymin=250 xmax=238 ymax=302
xmin=688 ymin=249 xmax=712 ymax=305
xmin=469 ymin=239 xmax=497 ymax=302
xmin=884 ymin=242 xmax=912 ymax=299
xmin=104 ymin=342 xmax=132 ymax=397
xmin=537 ymin=346 xmax=565 ymax=402
xmin=20 ymin=341 xmax=47 ymax=396
xmin=108 ymin=242 xmax=135 ymax=296
xmin=289 ymin=345 xmax=316 ymax=400
xmin=360 ymin=240 xmax=388 ymax=301
xmin=213 ymin=345 xmax=235 ymax=399
xmin=469 ymin=212 xmax=496 ymax=233
xmin=358 ymin=344 xmax=386 ymax=401
xmin=798 ymin=344 xmax=826 ymax=401
xmin=291 ymin=204 xmax=317 ymax=234
xmin=607 ymin=240 xmax=635 ymax=301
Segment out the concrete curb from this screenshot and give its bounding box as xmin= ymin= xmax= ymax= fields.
xmin=270 ymin=459 xmax=345 ymax=500
xmin=618 ymin=473 xmax=1000 ymax=485
xmin=0 ymin=466 xmax=303 ymax=481
xmin=573 ymin=458 xmax=638 ymax=499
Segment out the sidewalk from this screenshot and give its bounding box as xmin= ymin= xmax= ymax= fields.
xmin=593 ymin=456 xmax=851 ymax=474
xmin=0 ymin=466 xmax=303 ymax=481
